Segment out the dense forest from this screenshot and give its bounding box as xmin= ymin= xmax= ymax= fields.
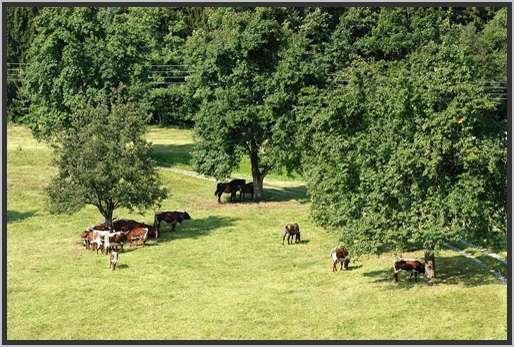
xmin=7 ymin=6 xmax=508 ymax=264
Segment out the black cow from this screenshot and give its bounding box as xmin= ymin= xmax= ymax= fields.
xmin=215 ymin=179 xmax=246 ymax=203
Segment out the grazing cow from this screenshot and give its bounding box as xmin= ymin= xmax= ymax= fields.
xmin=240 ymin=182 xmax=254 ymax=201
xmin=282 ymin=223 xmax=301 ymax=245
xmin=110 ymin=251 xmax=119 ymax=271
xmin=102 ymin=232 xmax=127 ymax=253
xmin=215 ymin=179 xmax=246 ymax=203
xmin=89 ymin=229 xmax=111 ymax=254
xmin=154 ymin=211 xmax=191 ymax=235
xmin=331 ymin=246 xmax=350 ymax=272
xmin=392 ymin=259 xmax=425 ymax=283
xmin=126 ymin=227 xmax=149 ymax=246
xmin=81 ymin=230 xmax=93 ymax=249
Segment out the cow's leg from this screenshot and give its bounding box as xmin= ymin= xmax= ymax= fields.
xmin=282 ymin=231 xmax=288 ymax=245
xmin=217 ymin=193 xmax=222 ymax=203
xmin=414 ymin=271 xmax=418 ymax=282
xmin=172 ymin=222 xmax=176 ymax=232
xmin=333 ymin=261 xmax=337 ymax=272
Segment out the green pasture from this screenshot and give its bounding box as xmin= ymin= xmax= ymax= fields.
xmin=6 ymin=125 xmax=507 ymax=340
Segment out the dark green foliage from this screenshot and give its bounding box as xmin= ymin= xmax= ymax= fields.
xmin=6 ymin=7 xmax=38 ymax=121
xmin=300 ymin=8 xmax=507 ymax=256
xmin=185 ymin=8 xmax=339 ymax=199
xmin=47 ymin=88 xmax=167 ymax=225
xmin=185 ymin=8 xmax=290 ymax=198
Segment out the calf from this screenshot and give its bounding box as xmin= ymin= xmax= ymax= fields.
xmin=110 ymin=251 xmax=119 ymax=271
xmin=331 ymin=246 xmax=350 ymax=272
xmin=392 ymin=259 xmax=425 ymax=283
xmin=282 ymin=223 xmax=301 ymax=245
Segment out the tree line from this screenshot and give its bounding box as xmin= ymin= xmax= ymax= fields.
xmin=7 ymin=6 xmax=508 ymax=272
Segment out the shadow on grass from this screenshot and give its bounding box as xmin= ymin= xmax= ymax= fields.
xmin=115 ymin=264 xmax=129 ymax=270
xmin=7 ymin=210 xmax=36 ymax=223
xmin=264 ymin=185 xmax=308 ymax=203
xmin=362 ymin=254 xmax=503 ymax=288
xmin=157 ymin=215 xmax=237 ymax=241
xmin=151 ymin=143 xmax=193 ymax=168
xmin=343 ymin=264 xmax=363 ymax=271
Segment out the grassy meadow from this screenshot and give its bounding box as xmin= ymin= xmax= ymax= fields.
xmin=6 ymin=124 xmax=508 ymax=340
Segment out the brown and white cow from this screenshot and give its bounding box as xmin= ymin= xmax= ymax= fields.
xmin=392 ymin=259 xmax=425 ymax=283
xmin=110 ymin=251 xmax=119 ymax=271
xmin=331 ymin=246 xmax=350 ymax=272
xmin=126 ymin=227 xmax=149 ymax=247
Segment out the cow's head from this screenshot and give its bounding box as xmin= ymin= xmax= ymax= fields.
xmin=183 ymin=211 xmax=191 ymax=220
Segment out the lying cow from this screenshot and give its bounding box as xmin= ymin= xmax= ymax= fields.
xmin=331 ymin=246 xmax=350 ymax=272
xmin=282 ymin=223 xmax=301 ymax=245
xmin=392 ymin=259 xmax=425 ymax=283
xmin=126 ymin=227 xmax=149 ymax=247
xmin=154 ymin=211 xmax=191 ymax=235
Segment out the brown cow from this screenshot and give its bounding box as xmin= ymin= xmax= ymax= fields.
xmin=126 ymin=227 xmax=149 ymax=247
xmin=392 ymin=259 xmax=425 ymax=283
xmin=282 ymin=223 xmax=301 ymax=245
xmin=331 ymin=246 xmax=350 ymax=272
xmin=154 ymin=211 xmax=191 ymax=235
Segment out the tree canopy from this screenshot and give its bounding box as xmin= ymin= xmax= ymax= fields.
xmin=47 ymin=87 xmax=168 ymax=226
xmin=298 ymin=8 xmax=507 ymax=260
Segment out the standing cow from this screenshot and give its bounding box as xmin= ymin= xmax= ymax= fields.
xmin=215 ymin=179 xmax=246 ymax=203
xmin=154 ymin=211 xmax=191 ymax=236
xmin=392 ymin=259 xmax=425 ymax=283
xmin=331 ymin=246 xmax=350 ymax=272
xmin=282 ymin=223 xmax=301 ymax=245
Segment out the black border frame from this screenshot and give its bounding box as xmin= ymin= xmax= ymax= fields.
xmin=2 ymin=1 xmax=512 ymax=345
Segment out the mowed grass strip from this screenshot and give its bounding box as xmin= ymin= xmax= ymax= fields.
xmin=7 ymin=124 xmax=507 ymax=340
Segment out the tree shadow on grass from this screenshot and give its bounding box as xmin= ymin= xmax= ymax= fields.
xmin=264 ymin=185 xmax=308 ymax=203
xmin=7 ymin=210 xmax=37 ymax=223
xmin=362 ymin=254 xmax=503 ymax=288
xmin=156 ymin=215 xmax=237 ymax=241
xmin=151 ymin=143 xmax=193 ymax=168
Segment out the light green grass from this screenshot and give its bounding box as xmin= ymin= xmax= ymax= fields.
xmin=147 ymin=125 xmax=303 ymax=182
xmin=7 ymin=124 xmax=508 ymax=340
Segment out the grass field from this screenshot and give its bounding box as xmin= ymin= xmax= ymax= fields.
xmin=6 ymin=124 xmax=508 ymax=340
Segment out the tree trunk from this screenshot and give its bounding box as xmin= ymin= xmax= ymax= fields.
xmin=253 ymin=173 xmax=265 ymax=201
xmin=104 ymin=207 xmax=114 ymax=230
xmin=424 ymin=250 xmax=436 ymax=279
xmin=249 ymin=150 xmax=266 ymax=201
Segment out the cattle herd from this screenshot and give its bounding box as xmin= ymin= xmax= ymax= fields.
xmin=80 ymin=179 xmax=427 ymax=283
